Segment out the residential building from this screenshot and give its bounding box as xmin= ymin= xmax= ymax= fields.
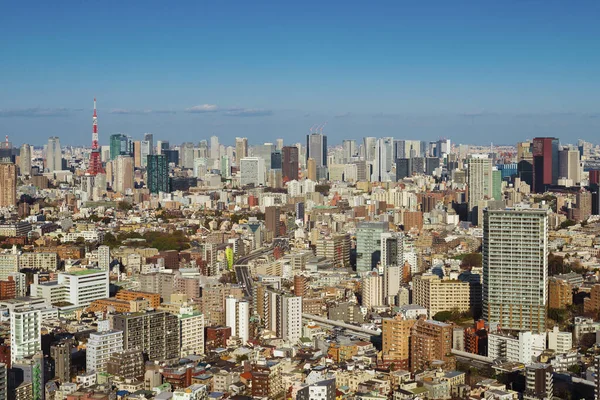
xmin=225 ymin=296 xmax=250 ymax=344
xmin=410 ymin=319 xmax=455 ymax=373
xmin=0 ymin=162 xmax=16 ymax=208
xmin=86 ymin=330 xmax=123 ymax=373
xmin=382 ymin=317 xmax=416 ymax=370
xmin=412 ymin=274 xmax=470 ymax=318
xmin=10 ymin=309 xmax=41 ymax=364
xmin=487 ymin=331 xmax=546 ymax=364
xmin=548 ymin=277 xmax=572 ymax=310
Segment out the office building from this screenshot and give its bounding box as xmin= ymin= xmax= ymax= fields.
xmin=363 ymin=137 xmax=377 ymax=162
xmin=483 ymin=208 xmax=549 ymax=332
xmin=306 ymin=133 xmax=327 ymax=167
xmin=46 ymin=136 xmax=62 ymax=171
xmin=342 ymin=140 xmax=356 ymax=163
xmin=225 ymin=296 xmax=250 ymax=344
xmin=383 ymin=264 xmax=403 ymax=305
xmin=410 ymin=319 xmax=455 ymax=372
xmin=532 ymin=137 xmax=559 ymax=193
xmin=371 ymin=137 xmax=394 ymax=182
xmin=31 ymin=270 xmax=109 ymax=307
xmin=86 ymin=330 xmax=124 ymax=373
xmin=10 ymin=309 xmax=41 ymax=364
xmin=356 ymin=221 xmax=388 ymax=273
xmin=133 ymin=140 xmax=142 ymax=167
xmin=282 ymin=146 xmax=299 ymax=182
xmin=112 ymin=310 xmax=180 ymax=360
xmin=140 ymin=140 xmax=151 ymax=168
xmin=240 ymin=157 xmax=266 ymax=187
xmin=306 ymin=158 xmax=317 ymax=181
xmin=558 ymin=147 xmax=581 ymax=185
xmin=426 ymin=157 xmax=440 ymax=175
xmin=109 ymin=134 xmax=130 ymax=160
xmin=265 ymin=206 xmax=281 ymax=237
xmin=19 ymin=144 xmax=31 ymax=176
xmin=235 ymin=137 xmax=248 ymax=162
xmin=315 ymin=234 xmax=351 ymax=268
xmin=147 ymin=154 xmax=169 ymax=193
xmin=0 ymin=162 xmax=17 ymax=208
xmin=396 ymin=158 xmax=411 ymax=181
xmin=179 ymin=142 xmax=195 ymax=169
xmin=210 ymin=135 xmax=220 ymax=160
xmin=113 ymin=155 xmax=134 ymax=193
xmin=381 ymin=232 xmax=403 ymax=268
xmin=143 ymin=133 xmax=154 ymax=154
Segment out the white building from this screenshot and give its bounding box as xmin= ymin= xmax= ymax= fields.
xmin=467 ymin=154 xmax=493 ymax=212
xmin=240 ymin=157 xmax=266 ymax=187
xmin=31 ymin=269 xmax=109 ymax=307
xmin=172 ymin=384 xmax=208 ymax=400
xmin=483 ymin=208 xmax=549 ymax=333
xmin=278 ymin=294 xmax=302 ymax=345
xmin=47 ymin=136 xmax=62 ymax=172
xmin=225 ymin=297 xmax=249 ymax=344
xmin=488 ymin=331 xmax=546 ymax=364
xmin=178 ymin=306 xmax=205 ymax=357
xmin=362 ymin=273 xmax=383 ymax=309
xmin=547 ymin=326 xmax=573 ymax=354
xmin=10 ymin=309 xmax=41 ymax=364
xmin=86 ymin=330 xmax=124 ymax=373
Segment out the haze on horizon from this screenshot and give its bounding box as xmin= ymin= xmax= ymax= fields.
xmin=1 ymin=1 xmax=599 ymax=146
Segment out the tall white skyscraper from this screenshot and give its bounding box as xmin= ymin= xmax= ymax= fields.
xmin=342 ymin=139 xmax=356 ymax=163
xmin=10 ymin=309 xmax=41 ymax=364
xmin=46 ymin=136 xmax=62 ymax=172
xmin=225 ymin=296 xmax=249 ymax=344
xmin=19 ymin=144 xmax=31 ymax=176
xmin=483 ymin=208 xmax=549 ymax=333
xmin=371 ymin=137 xmax=394 ymax=182
xmin=210 ymin=136 xmax=220 ymax=160
xmin=467 ymin=154 xmax=493 ymax=212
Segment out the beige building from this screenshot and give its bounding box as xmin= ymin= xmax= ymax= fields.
xmin=316 ymin=234 xmax=351 ymax=267
xmin=412 ymin=273 xmax=470 ymax=318
xmin=382 ymin=316 xmax=416 ymax=370
xmin=0 ymin=161 xmax=17 ymax=208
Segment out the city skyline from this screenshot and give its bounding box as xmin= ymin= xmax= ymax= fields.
xmin=1 ymin=1 xmax=600 ymax=145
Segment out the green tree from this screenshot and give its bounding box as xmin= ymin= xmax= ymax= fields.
xmin=460 ymin=253 xmax=482 ymax=269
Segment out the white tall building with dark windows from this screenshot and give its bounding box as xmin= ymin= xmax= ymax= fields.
xmin=225 ymin=296 xmax=249 ymax=344
xmin=46 ymin=136 xmax=62 ymax=172
xmin=483 ymin=208 xmax=549 ymax=333
xmin=86 ymin=330 xmax=123 ymax=373
xmin=10 ymin=308 xmax=41 ymax=364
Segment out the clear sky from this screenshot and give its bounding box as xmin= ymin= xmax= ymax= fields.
xmin=1 ymin=1 xmax=599 ymax=146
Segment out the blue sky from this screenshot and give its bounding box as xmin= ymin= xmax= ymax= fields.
xmin=1 ymin=1 xmax=599 ymax=146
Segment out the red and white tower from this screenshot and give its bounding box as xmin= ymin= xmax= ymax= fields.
xmin=87 ymin=97 xmax=105 ymax=175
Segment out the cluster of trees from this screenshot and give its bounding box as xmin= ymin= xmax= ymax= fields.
xmin=433 ymin=309 xmax=473 ymax=322
xmin=453 ymin=253 xmax=482 ymax=269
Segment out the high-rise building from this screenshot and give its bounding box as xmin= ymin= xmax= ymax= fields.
xmin=112 ymin=310 xmax=180 ymax=361
xmin=147 ymin=154 xmax=169 ymax=193
xmin=86 ymin=330 xmax=124 ymax=373
xmin=307 ymin=158 xmax=317 ymax=181
xmin=532 ymin=137 xmax=559 ymax=193
xmin=363 ymin=137 xmax=377 ymax=162
xmin=306 ymin=133 xmax=327 ymax=167
xmin=133 ymin=140 xmax=142 ymax=168
xmin=483 ymin=208 xmax=549 ymax=332
xmin=558 ymin=147 xmax=581 ymax=185
xmin=0 ymin=162 xmax=17 ymax=208
xmin=113 ymin=155 xmax=134 ymax=193
xmin=410 ymin=319 xmax=455 ymax=372
xmin=383 ymin=264 xmax=403 ymax=305
xmin=396 ymin=158 xmax=411 ymax=181
xmin=235 ymin=137 xmax=248 ymax=162
xmin=106 ymin=349 xmax=145 ymax=381
xmin=140 ymin=140 xmax=151 ymax=168
xmin=178 ymin=306 xmax=204 ymax=357
xmin=282 ymin=146 xmax=299 ymax=182
xmin=426 ymin=157 xmax=440 ymax=175
xmin=342 ymin=140 xmax=356 ymax=163
xmin=362 ymin=272 xmax=383 ymax=309
xmin=10 ymin=309 xmax=41 ymax=364
xmin=381 ymin=232 xmax=403 ymax=268
xmin=225 ymin=296 xmax=250 ymax=344
xmin=413 ymin=274 xmax=471 ymax=318
xmin=143 ymin=133 xmax=154 ymax=155
xmin=19 ymin=144 xmax=31 ymax=176
xmin=467 ymin=154 xmax=493 ymax=212
xmin=179 ymin=142 xmax=195 ymax=169
xmin=315 ymin=234 xmax=351 ymax=268
xmin=356 ymin=221 xmax=388 ymax=273
xmin=240 ymin=157 xmax=266 ymax=187
xmin=109 ymin=134 xmax=130 ymax=160
xmin=46 ymin=136 xmax=62 ymax=172
xmin=371 ymin=137 xmax=394 ymax=182
xmin=265 ymin=206 xmax=281 ymax=237
xmin=210 ymin=136 xmax=220 ymax=160
xmin=98 ymin=245 xmax=110 ymax=270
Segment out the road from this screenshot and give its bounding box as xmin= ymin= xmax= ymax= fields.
xmin=302 ymin=313 xmax=381 ymax=340
xmin=234 ymin=245 xmax=273 ymax=297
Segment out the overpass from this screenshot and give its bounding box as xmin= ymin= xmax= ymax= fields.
xmin=302 ymin=313 xmax=381 ymax=337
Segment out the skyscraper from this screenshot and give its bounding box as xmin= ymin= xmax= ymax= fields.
xmin=483 ymin=208 xmax=549 ymax=333
xmin=240 ymin=157 xmax=266 ymax=187
xmin=532 ymin=137 xmax=559 ymax=193
xmin=282 ymin=146 xmax=299 ymax=182
xmin=10 ymin=309 xmax=41 ymax=364
xmin=140 ymin=140 xmax=151 ymax=168
xmin=306 ymin=133 xmax=327 ymax=167
xmin=147 ymin=155 xmax=169 ymax=193
xmin=342 ymin=140 xmax=356 ymax=163
xmin=467 ymin=155 xmax=493 ymax=212
xmin=46 ymin=136 xmax=62 ymax=172
xmin=0 ymin=161 xmax=17 ymax=208
xmin=113 ymin=155 xmax=134 ymax=193
xmin=558 ymin=146 xmax=581 ymax=185
xmin=396 ymin=158 xmax=411 ymax=181
xmin=225 ymin=296 xmax=250 ymax=344
xmin=109 ymin=134 xmax=130 ymax=160
xmin=143 ymin=133 xmax=154 ymax=155
xmin=371 ymin=137 xmax=394 ymax=182
xmin=235 ymin=137 xmax=248 ymax=162
xmin=19 ymin=144 xmax=31 ymax=176
xmin=363 ymin=137 xmax=377 ymax=162
xmin=356 ymin=221 xmax=388 ymax=273
xmin=210 ymin=135 xmax=220 ymax=159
